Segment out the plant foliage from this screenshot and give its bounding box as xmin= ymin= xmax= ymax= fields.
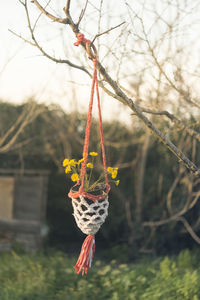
xmin=0 ymin=249 xmax=199 ymax=299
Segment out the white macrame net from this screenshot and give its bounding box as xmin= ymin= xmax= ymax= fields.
xmin=72 ymin=195 xmax=109 ymax=235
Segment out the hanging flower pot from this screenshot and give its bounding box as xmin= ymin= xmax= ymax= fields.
xmin=70 ymin=184 xmax=109 ymax=235
xmin=68 ymin=182 xmax=111 ymax=275
xmin=65 ymin=155 xmax=119 ymax=277
xmin=63 ymin=33 xmax=120 ymax=276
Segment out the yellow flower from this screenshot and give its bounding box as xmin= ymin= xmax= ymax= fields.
xmin=112 ymin=169 xmax=118 ymax=179
xmin=63 ymin=158 xmax=69 ymax=167
xmin=78 ymin=158 xmax=84 ymax=165
xmin=71 ymin=173 xmax=79 ymax=182
xmin=115 ymin=180 xmax=120 ymax=186
xmin=89 ymin=152 xmax=98 ymax=156
xmin=69 ymin=159 xmax=77 ymax=167
xmin=65 ymin=165 xmax=71 ymax=174
xmin=107 ymin=167 xmax=113 ymax=173
xmin=87 ymin=163 xmax=93 ymax=168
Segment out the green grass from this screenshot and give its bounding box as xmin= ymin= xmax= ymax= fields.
xmin=0 ymin=248 xmax=200 ymax=299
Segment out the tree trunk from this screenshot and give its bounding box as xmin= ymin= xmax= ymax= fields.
xmin=135 ymin=129 xmax=151 ymax=223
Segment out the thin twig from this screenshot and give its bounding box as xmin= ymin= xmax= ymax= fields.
xmin=31 ymin=0 xmax=69 ymax=24
xmin=33 ymin=0 xmax=52 ymax=31
xmin=10 ymin=27 xmax=89 ymax=75
xmin=0 ymin=102 xmax=43 ymax=153
xmin=17 ymin=2 xmax=90 ymax=76
xmin=138 ymin=14 xmax=200 ymax=110
xmin=166 ymin=168 xmax=184 ymax=214
xmin=177 ymin=217 xmax=200 ymax=244
xmin=8 ymin=29 xmax=36 ymax=46
xmin=77 ymin=0 xmax=88 ymax=26
xmin=65 ymin=0 xmax=71 ymax=14
xmin=139 ymin=106 xmax=200 ymax=143
xmin=92 ymin=21 xmax=126 ymax=43
xmin=143 ymin=191 xmax=200 ymax=228
xmin=18 ymin=0 xmax=25 ymax=6
xmin=30 ymin=1 xmax=200 ymax=177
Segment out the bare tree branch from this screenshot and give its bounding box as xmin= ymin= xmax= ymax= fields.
xmin=16 ymin=1 xmax=91 ymax=76
xmin=139 ymin=107 xmax=200 ymax=143
xmin=143 ymin=190 xmax=200 ymax=228
xmin=29 ymin=0 xmax=200 ymax=177
xmin=8 ymin=29 xmax=36 ymax=47
xmin=92 ymin=21 xmax=126 ymax=44
xmin=64 ymin=0 xmax=71 ymax=14
xmin=166 ymin=168 xmax=184 ymax=214
xmin=177 ymin=217 xmax=200 ymax=244
xmin=0 ymin=102 xmax=44 ymax=153
xmin=138 ymin=15 xmax=200 ymax=110
xmin=32 ymin=0 xmax=52 ymax=31
xmin=31 ymin=0 xmax=70 ymax=24
xmin=77 ymin=0 xmax=88 ymax=27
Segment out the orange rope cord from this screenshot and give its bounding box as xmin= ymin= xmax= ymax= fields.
xmin=69 ymin=33 xmax=111 ymax=276
xmin=74 ymin=234 xmax=95 ymax=275
xmin=68 ymin=33 xmax=110 ymax=201
xmin=79 ymin=58 xmax=97 ymax=195
xmin=95 ymin=59 xmax=110 ymax=191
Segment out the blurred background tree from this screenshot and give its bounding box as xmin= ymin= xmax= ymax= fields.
xmin=1 ymin=0 xmax=200 ymax=259
xmin=0 ymin=101 xmax=200 ymax=258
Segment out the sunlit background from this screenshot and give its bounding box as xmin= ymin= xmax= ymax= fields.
xmin=0 ymin=1 xmax=133 ymax=124
xmin=2 ymin=1 xmax=200 ymax=125
xmin=1 ymin=2 xmax=200 ymax=297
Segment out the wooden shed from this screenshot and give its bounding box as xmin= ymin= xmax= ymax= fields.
xmin=0 ymin=169 xmax=49 ymax=251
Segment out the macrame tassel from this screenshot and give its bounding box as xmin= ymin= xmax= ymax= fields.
xmin=74 ymin=235 xmax=95 ymax=276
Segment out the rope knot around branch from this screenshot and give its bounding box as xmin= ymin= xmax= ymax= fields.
xmin=74 ymin=33 xmax=97 ymax=59
xmin=74 ymin=33 xmax=90 ymax=46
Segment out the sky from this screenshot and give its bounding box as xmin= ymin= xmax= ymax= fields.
xmin=0 ymin=1 xmax=131 ymax=125
xmin=0 ymin=2 xmax=80 ymax=104
xmin=1 ymin=1 xmax=200 ymax=126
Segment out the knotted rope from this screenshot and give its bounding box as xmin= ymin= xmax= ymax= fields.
xmin=68 ymin=33 xmax=111 ymax=275
xmin=68 ymin=33 xmax=110 ymax=202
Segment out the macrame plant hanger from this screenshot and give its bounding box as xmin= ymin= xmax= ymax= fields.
xmin=68 ymin=33 xmax=110 ymax=276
